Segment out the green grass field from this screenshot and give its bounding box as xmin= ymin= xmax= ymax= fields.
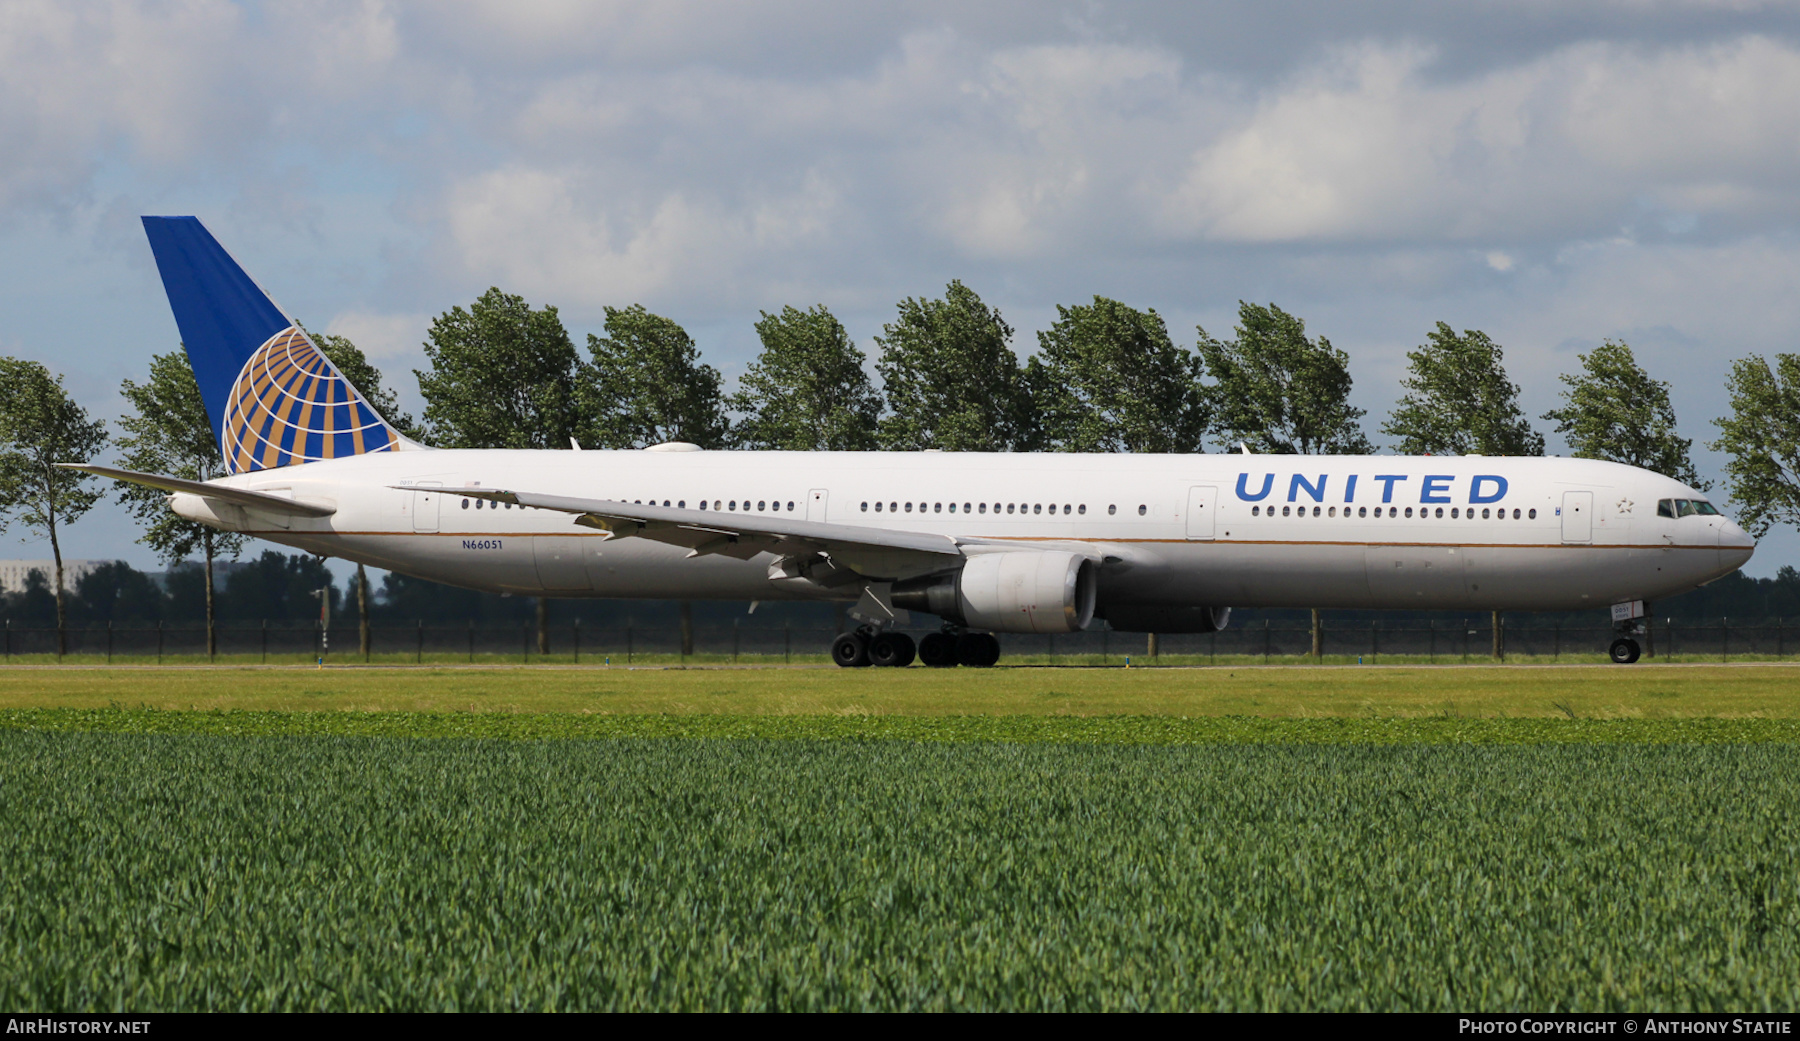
xmin=2 ymin=730 xmax=1796 ymax=1011
xmin=0 ymin=662 xmax=1795 ymax=718
xmin=4 ymin=664 xmax=1799 ymax=1011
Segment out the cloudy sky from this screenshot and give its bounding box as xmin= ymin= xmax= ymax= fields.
xmin=4 ymin=0 xmax=1800 ymax=576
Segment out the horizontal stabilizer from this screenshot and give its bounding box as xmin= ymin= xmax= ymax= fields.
xmin=63 ymin=463 xmax=337 ymax=517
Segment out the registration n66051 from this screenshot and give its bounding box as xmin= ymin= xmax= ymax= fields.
xmin=462 ymin=539 xmax=503 ymax=550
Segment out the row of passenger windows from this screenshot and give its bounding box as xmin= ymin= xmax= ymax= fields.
xmin=1253 ymin=504 xmax=1538 ymax=520
xmin=462 ymin=498 xmax=796 ymax=512
xmin=859 ymin=501 xmax=1144 ymax=516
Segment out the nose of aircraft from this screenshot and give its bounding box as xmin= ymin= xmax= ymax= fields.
xmin=1719 ymin=518 xmax=1756 ymax=571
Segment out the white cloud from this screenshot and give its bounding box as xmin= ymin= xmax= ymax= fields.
xmin=324 ymin=310 xmax=430 ymax=362
xmin=440 ymin=165 xmax=841 ymax=307
xmin=1162 ymin=35 xmax=1800 ymax=244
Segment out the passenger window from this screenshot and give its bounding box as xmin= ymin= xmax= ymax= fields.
xmin=1138 ymin=504 xmax=1147 ymax=516
xmin=1252 ymin=505 xmax=1261 ymax=516
xmin=861 ymin=502 xmax=868 ymax=512
xmin=700 ymin=501 xmax=708 ymax=510
xmin=461 ymin=499 xmax=469 ymax=509
xmin=978 ymin=503 xmax=986 ymax=514
xmin=729 ymin=501 xmax=736 ymax=510
xmin=1006 ymin=503 xmax=1015 ymax=514
xmin=1512 ymin=509 xmax=1520 ymax=519
xmin=1282 ymin=505 xmax=1291 ymax=517
xmin=1480 ymin=508 xmax=1489 ymax=519
xmin=934 ymin=503 xmax=942 ymax=513
xmin=1358 ymin=506 xmax=1367 ymax=518
xmin=964 ymin=503 xmax=972 ymax=513
xmin=1328 ymin=506 xmax=1336 ymax=517
xmin=1529 ymin=508 xmax=1537 ymax=519
xmin=1108 ymin=505 xmax=1117 ymax=515
xmin=947 ymin=503 xmax=956 ymax=513
xmin=904 ymin=502 xmax=913 ymax=513
xmin=1405 ymin=507 xmax=1414 ymax=518
xmin=1312 ymin=506 xmax=1320 ymax=517
xmin=1078 ymin=504 xmax=1086 ymax=515
xmin=1033 ymin=504 xmax=1042 ymax=515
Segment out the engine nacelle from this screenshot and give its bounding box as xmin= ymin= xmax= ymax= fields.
xmin=1100 ymin=605 xmax=1231 ymax=634
xmin=893 ymin=551 xmax=1097 ymax=634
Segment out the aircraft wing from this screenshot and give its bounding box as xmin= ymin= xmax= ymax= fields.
xmin=62 ymin=463 xmax=338 ymax=517
xmin=448 ymin=487 xmax=963 ymax=582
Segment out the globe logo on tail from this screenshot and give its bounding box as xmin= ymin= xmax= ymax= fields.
xmin=222 ymin=326 xmax=399 ymax=473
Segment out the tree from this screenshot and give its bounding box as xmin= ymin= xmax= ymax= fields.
xmin=1712 ymin=353 xmax=1800 ymax=537
xmin=0 ymin=358 xmax=108 ymax=656
xmin=117 ymin=351 xmax=245 ymax=658
xmin=418 ymin=289 xmax=584 ymax=656
xmin=310 ymin=331 xmax=420 ymax=440
xmin=875 ymin=281 xmax=1032 ymax=451
xmin=311 ymin=329 xmax=415 ymax=656
xmin=729 ymin=305 xmax=881 ymax=450
xmin=416 ymin=288 xmax=582 ymax=450
xmin=1032 ymin=297 xmax=1208 ymax=453
xmin=1196 ymin=302 xmax=1372 ymax=454
xmin=581 ymin=305 xmax=730 ymax=449
xmin=1541 ymin=339 xmax=1704 ymax=487
xmin=1383 ymin=323 xmax=1545 ymax=456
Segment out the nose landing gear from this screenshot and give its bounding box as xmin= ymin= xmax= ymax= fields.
xmin=1609 ymin=637 xmax=1642 ymax=664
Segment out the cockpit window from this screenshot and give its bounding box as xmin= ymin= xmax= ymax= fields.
xmin=1657 ymin=499 xmax=1675 ymax=519
xmin=1691 ymin=500 xmax=1720 ymax=515
xmin=1676 ymin=499 xmax=1697 ymax=517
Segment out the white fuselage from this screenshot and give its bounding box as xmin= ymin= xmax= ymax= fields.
xmin=172 ymin=448 xmax=1754 ymax=614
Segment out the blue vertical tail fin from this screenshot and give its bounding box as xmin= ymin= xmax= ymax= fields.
xmin=141 ymin=216 xmax=406 ymax=474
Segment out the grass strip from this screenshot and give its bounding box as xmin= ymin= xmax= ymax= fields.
xmin=6 ymin=706 xmax=1800 ymax=744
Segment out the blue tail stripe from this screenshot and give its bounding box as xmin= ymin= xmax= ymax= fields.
xmin=141 ymin=217 xmax=289 ymax=444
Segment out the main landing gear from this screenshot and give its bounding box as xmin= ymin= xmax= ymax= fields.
xmin=831 ymin=627 xmax=1000 ymax=668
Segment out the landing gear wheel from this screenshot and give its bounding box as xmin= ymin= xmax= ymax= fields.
xmin=1609 ymin=637 xmax=1642 ymax=665
xmin=832 ymin=631 xmax=871 ymax=668
xmin=918 ymin=632 xmax=959 ymax=668
xmin=956 ymin=632 xmax=1001 ymax=667
xmin=869 ymin=632 xmax=916 ymax=668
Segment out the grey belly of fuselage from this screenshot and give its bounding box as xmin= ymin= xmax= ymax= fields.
xmin=260 ymin=529 xmax=1734 ymax=614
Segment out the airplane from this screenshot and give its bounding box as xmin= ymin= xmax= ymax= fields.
xmin=69 ymin=216 xmax=1756 ymax=667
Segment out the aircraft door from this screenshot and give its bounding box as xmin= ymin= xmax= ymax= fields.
xmin=808 ymin=489 xmax=829 ymax=522
xmin=412 ymin=483 xmax=441 ymax=533
xmin=1185 ymin=486 xmax=1217 ymax=540
xmin=1561 ymin=491 xmax=1593 ymax=543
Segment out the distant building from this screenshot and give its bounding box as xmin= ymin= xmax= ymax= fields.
xmin=0 ymin=560 xmax=115 ymax=593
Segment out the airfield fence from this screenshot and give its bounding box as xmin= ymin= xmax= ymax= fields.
xmin=0 ymin=617 xmax=1797 ymax=664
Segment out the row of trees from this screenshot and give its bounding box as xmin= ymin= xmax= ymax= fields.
xmin=2 ymin=279 xmax=1799 ymax=651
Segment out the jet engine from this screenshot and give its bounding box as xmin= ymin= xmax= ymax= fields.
xmin=893 ymin=551 xmax=1097 ymax=634
xmin=1099 ymin=605 xmax=1232 ymax=634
